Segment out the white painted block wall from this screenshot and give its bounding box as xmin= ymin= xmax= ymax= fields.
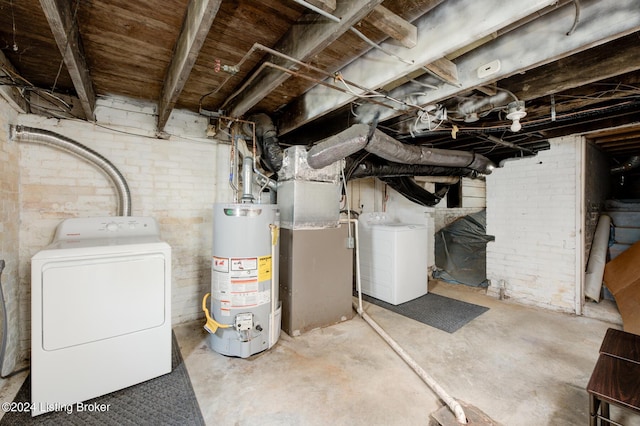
xmin=486 ymin=136 xmax=583 ymax=313
xmin=13 ymin=96 xmax=225 ymax=362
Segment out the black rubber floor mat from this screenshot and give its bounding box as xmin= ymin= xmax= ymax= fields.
xmin=0 ymin=331 xmax=205 ymax=425
xmin=359 ymin=292 xmax=489 ymax=333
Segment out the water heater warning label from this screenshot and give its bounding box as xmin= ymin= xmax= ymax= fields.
xmin=258 ymin=256 xmax=272 ymax=281
xmin=212 ymin=256 xmax=270 ymax=316
xmin=212 ymin=257 xmax=228 ymax=272
xmin=231 ymin=257 xmax=257 ymax=271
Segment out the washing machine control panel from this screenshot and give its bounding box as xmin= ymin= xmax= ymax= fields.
xmin=53 ymin=217 xmax=161 ymax=241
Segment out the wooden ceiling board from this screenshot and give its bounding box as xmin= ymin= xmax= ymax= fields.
xmin=0 ymin=0 xmax=74 ymax=92
xmin=181 ymin=0 xmax=305 ymax=112
xmin=75 ymin=0 xmax=188 ymax=101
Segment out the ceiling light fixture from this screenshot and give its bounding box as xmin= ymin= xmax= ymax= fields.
xmin=506 ymin=100 xmax=526 ymax=132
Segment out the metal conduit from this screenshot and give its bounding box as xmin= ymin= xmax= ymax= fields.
xmin=201 ymin=41 xmax=423 ymax=117
xmin=11 ymin=126 xmax=131 ymax=216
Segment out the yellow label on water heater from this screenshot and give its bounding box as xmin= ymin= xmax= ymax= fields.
xmin=258 ymin=255 xmax=272 ymax=282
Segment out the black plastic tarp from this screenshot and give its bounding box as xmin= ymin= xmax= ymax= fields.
xmin=433 ymin=210 xmax=494 ymax=287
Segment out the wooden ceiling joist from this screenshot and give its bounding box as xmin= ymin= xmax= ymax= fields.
xmin=225 ymin=0 xmax=385 ymax=119
xmin=39 ymin=0 xmax=95 ymax=120
xmin=157 ymin=0 xmax=221 ymax=133
xmin=277 ymin=0 xmax=560 ymax=135
xmin=366 ymin=5 xmax=417 ymax=49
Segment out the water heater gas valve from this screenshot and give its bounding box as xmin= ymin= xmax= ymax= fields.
xmin=234 ymin=313 xmax=254 ymax=331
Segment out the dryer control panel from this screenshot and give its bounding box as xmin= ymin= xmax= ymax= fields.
xmin=53 ymin=217 xmax=161 ymax=241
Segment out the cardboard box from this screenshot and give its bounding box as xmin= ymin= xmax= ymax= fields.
xmin=603 ymin=241 xmax=640 ymax=334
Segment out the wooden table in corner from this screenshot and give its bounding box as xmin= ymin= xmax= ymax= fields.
xmin=587 ymin=328 xmax=640 ymax=426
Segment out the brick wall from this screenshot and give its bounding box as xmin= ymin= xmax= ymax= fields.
xmin=0 ymin=97 xmax=21 ymax=374
xmin=15 ymin=96 xmax=225 ymax=361
xmin=486 ymin=136 xmax=583 ymax=313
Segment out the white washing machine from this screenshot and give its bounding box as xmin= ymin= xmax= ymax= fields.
xmin=30 ymin=217 xmax=171 ymax=416
xmin=358 ymin=213 xmax=428 ymax=305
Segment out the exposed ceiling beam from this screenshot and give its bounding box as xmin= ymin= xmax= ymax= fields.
xmin=503 ymin=32 xmax=640 ymax=101
xmin=277 ymin=0 xmax=559 ymax=135
xmin=356 ymin=0 xmax=640 ymax=126
xmin=0 ymin=50 xmax=27 ymax=113
xmin=39 ymin=0 xmax=95 ymax=120
xmin=424 ymin=57 xmax=459 ymax=87
xmin=365 ymin=5 xmax=417 ymax=49
xmin=225 ymin=0 xmax=385 ymax=119
xmin=157 ymin=0 xmax=221 ymax=132
xmin=540 ymin=108 xmax=640 ymax=143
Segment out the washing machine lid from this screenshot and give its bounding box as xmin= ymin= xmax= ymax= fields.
xmin=369 ymin=223 xmax=426 ymax=231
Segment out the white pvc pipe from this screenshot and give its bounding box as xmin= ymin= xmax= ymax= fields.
xmin=353 ymin=301 xmax=468 ymax=424
xmin=584 ymin=214 xmax=611 ymax=302
xmin=345 ymin=219 xmax=467 ymax=424
xmin=269 ymin=224 xmax=278 ymax=347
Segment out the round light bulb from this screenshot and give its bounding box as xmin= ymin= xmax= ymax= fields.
xmin=510 ymin=118 xmax=522 ymax=132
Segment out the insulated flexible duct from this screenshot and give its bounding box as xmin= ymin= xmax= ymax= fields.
xmin=366 ymin=129 xmax=495 ymax=174
xmin=381 ymin=176 xmax=449 ymax=207
xmin=305 ymin=122 xmax=495 ymax=175
xmin=346 ymin=159 xmax=479 ymax=180
xmin=11 ymin=126 xmax=131 ymax=216
xmin=307 ymin=123 xmax=370 ymax=169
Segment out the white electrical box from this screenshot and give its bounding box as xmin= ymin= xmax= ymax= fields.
xmin=358 ymin=214 xmax=428 ymax=305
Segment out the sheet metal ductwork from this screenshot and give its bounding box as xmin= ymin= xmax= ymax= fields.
xmin=11 ymin=126 xmax=132 ymax=216
xmin=250 ymin=113 xmax=283 ymax=173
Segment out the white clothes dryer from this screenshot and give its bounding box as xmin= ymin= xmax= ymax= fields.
xmin=30 ymin=217 xmax=171 ymax=416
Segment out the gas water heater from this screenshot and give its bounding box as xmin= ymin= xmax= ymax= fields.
xmin=204 ymin=202 xmax=281 ymax=358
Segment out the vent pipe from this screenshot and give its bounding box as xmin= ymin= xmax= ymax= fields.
xmin=250 ymin=113 xmax=283 ymax=173
xmin=241 ymin=155 xmax=255 ymax=203
xmin=11 ymin=126 xmax=131 ymax=216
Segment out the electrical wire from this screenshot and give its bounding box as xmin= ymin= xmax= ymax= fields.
xmin=1 ymin=65 xmax=225 ymax=143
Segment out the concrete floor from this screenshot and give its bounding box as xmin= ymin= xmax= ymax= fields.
xmin=174 ymin=280 xmax=640 ymax=426
xmin=1 ymin=280 xmax=638 ymax=425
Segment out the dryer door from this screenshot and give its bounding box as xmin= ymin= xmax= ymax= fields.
xmin=40 ymin=253 xmax=166 ymax=351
